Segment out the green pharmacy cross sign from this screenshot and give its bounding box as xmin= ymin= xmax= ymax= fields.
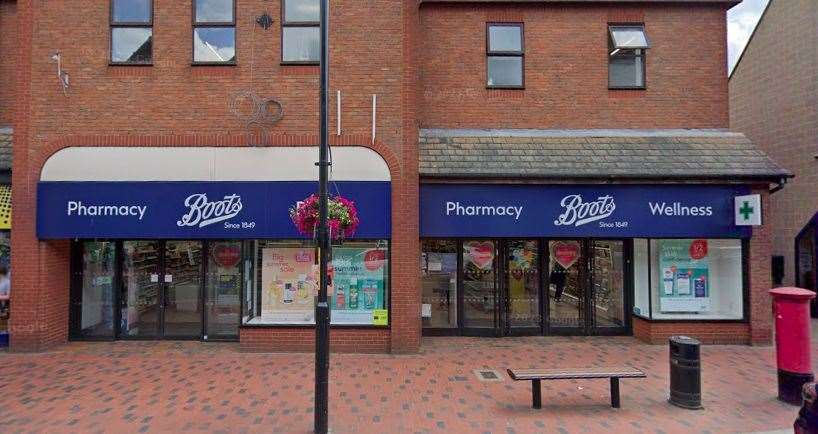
xmin=739 ymin=201 xmax=754 ymax=220
xmin=735 ymin=194 xmax=762 ymax=226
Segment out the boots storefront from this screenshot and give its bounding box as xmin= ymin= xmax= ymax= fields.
xmin=417 ymin=129 xmax=792 ymax=343
xmin=37 ymin=147 xmax=392 ymax=341
xmin=420 ymin=183 xmax=752 ymax=337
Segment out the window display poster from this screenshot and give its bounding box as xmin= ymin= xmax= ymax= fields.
xmin=260 ymin=248 xmax=318 ymax=324
xmin=658 ymin=239 xmax=711 ymax=313
xmin=331 ymin=246 xmax=387 ymax=325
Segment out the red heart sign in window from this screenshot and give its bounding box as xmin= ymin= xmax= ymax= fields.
xmin=553 ymin=242 xmax=581 ymax=269
xmin=364 ymin=249 xmax=386 ymax=271
xmin=212 ymin=243 xmax=241 ymax=268
xmin=689 ymin=239 xmax=709 ymax=260
xmin=467 ymin=242 xmax=495 ymax=270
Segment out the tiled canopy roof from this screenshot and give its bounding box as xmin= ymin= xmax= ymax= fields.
xmin=0 ymin=127 xmax=11 ymax=172
xmin=420 ymin=0 xmax=740 ymax=4
xmin=419 ymin=129 xmax=791 ymax=181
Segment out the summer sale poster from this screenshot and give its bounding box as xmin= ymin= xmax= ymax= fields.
xmin=260 ymin=247 xmax=318 ymax=323
xmin=330 ymin=246 xmax=387 ymax=325
xmin=658 ymin=240 xmax=711 ymax=313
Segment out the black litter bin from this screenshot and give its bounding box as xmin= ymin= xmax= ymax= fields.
xmin=669 ymin=335 xmax=702 ymax=409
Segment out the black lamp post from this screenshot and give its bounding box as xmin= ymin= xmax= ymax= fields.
xmin=314 ymin=0 xmax=331 ymax=432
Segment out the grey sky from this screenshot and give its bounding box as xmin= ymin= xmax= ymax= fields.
xmin=727 ymin=0 xmax=770 ymax=73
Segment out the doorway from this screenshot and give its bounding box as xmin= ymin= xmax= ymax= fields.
xmin=460 ymin=239 xmax=541 ymax=336
xmin=121 ymin=240 xmax=204 ymax=339
xmin=70 ymin=239 xmax=243 ymax=341
xmin=547 ymin=239 xmax=629 ymax=335
xmin=421 ymin=238 xmax=632 ymax=337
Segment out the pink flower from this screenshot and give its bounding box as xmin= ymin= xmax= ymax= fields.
xmin=290 ymin=194 xmax=359 ymax=240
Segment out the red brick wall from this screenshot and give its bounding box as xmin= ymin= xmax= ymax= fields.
xmin=10 ymin=0 xmax=420 ymax=353
xmin=0 ymin=0 xmax=16 ymax=125
xmin=240 ymin=327 xmax=390 ymax=353
xmin=419 ymin=3 xmax=730 ymax=129
xmin=748 ymin=187 xmax=774 ymax=345
xmin=729 ymin=0 xmax=817 ymax=288
xmin=633 ymin=316 xmax=750 ymax=345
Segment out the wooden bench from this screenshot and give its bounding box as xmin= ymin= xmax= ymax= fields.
xmin=507 ymin=367 xmax=647 ymax=409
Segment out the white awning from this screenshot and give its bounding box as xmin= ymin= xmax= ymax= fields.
xmin=41 ymin=147 xmax=391 ymax=182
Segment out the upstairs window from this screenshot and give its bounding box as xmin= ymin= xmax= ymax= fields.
xmin=110 ymin=0 xmax=153 ymax=64
xmin=193 ymin=0 xmax=236 ymax=64
xmin=486 ymin=23 xmax=524 ymax=88
xmin=282 ymin=0 xmax=320 ymax=64
xmin=609 ymin=25 xmax=650 ymax=89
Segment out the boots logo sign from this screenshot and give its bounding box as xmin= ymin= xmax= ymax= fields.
xmin=177 ymin=193 xmax=244 ymax=228
xmin=554 ymin=194 xmax=618 ymax=227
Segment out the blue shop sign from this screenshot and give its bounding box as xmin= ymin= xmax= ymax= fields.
xmin=420 ymin=184 xmax=751 ymax=238
xmin=37 ymin=181 xmax=391 ymax=239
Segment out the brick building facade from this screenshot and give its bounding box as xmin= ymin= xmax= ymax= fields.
xmin=4 ymin=0 xmax=788 ymax=352
xmin=729 ymin=0 xmax=818 ymax=292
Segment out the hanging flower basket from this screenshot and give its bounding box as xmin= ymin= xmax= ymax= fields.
xmin=290 ymin=194 xmax=360 ymax=241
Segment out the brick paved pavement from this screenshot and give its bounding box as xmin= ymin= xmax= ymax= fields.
xmin=0 ymin=335 xmax=811 ymax=434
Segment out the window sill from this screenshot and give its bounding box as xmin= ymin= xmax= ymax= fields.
xmin=106 ymin=65 xmax=154 ymax=77
xmin=608 ymin=86 xmax=646 ymax=91
xmin=191 ymin=62 xmax=237 ymax=67
xmin=240 ymin=323 xmax=389 ymax=329
xmin=280 ymin=64 xmax=320 ymax=75
xmin=108 ymin=62 xmax=153 ymax=67
xmin=190 ymin=65 xmax=239 ymax=77
xmin=486 ymin=85 xmax=524 ymax=90
xmin=281 ymin=61 xmax=319 ymax=66
xmin=635 ymin=316 xmax=747 ymax=323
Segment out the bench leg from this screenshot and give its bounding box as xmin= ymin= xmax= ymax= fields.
xmin=610 ymin=378 xmax=620 ymax=409
xmin=532 ymin=379 xmax=542 ymax=409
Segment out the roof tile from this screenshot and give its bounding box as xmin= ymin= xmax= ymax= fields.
xmin=419 ymin=129 xmax=790 ymax=180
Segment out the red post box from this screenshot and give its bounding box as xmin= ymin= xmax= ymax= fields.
xmin=770 ymin=287 xmax=816 ymax=405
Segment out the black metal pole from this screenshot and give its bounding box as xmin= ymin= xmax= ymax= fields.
xmin=314 ymin=0 xmax=330 ymax=432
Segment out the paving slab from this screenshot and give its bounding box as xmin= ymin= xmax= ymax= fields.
xmin=0 ymin=336 xmax=811 ymax=433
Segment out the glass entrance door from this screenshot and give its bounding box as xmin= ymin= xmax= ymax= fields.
xmin=121 ymin=240 xmax=203 ymax=339
xmin=122 ymin=241 xmax=162 ymax=338
xmin=163 ymin=241 xmax=203 ymax=338
xmin=504 ymin=240 xmax=541 ymax=334
xmin=462 ymin=240 xmax=498 ymax=335
xmin=547 ymin=239 xmax=628 ymax=334
xmin=591 ymin=240 xmax=627 ymax=332
xmin=71 ymin=241 xmax=117 ymax=339
xmin=548 ymin=240 xmax=586 ymax=331
xmin=205 ymin=241 xmax=243 ymax=339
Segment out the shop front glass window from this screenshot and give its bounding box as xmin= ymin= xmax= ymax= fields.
xmin=79 ymin=241 xmax=116 ymax=337
xmin=243 ymin=240 xmax=389 ymax=326
xmin=330 ymin=242 xmax=389 ymax=325
xmin=592 ymin=240 xmax=625 ymax=328
xmin=122 ymin=241 xmax=161 ymax=337
xmin=649 ymin=239 xmax=743 ymax=320
xmin=205 ymin=241 xmax=244 ymax=339
xmin=421 ymin=240 xmax=458 ymax=329
xmin=632 ymin=239 xmax=650 ymax=318
xmin=462 ymin=240 xmax=497 ymax=329
xmin=507 ymin=240 xmax=540 ymax=328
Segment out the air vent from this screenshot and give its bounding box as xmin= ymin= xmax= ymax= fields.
xmin=474 ymin=369 xmax=503 ymax=382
